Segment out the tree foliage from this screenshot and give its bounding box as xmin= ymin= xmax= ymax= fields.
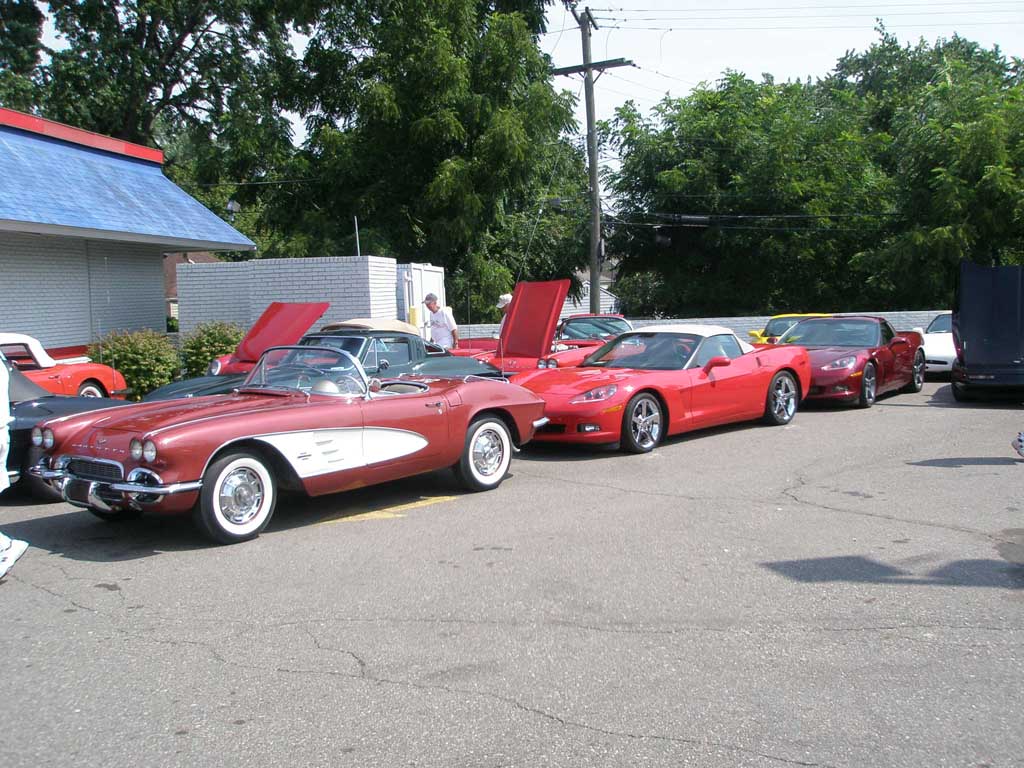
xmin=607 ymin=31 xmax=1024 ymax=316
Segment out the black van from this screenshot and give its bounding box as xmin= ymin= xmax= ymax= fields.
xmin=951 ymin=260 xmax=1024 ymax=401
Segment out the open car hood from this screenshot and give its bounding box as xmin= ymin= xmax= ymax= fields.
xmin=499 ymin=280 xmax=570 ymax=359
xmin=233 ymin=302 xmax=330 ymax=363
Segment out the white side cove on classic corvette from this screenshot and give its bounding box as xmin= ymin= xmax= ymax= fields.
xmin=253 ymin=427 xmax=430 ymax=477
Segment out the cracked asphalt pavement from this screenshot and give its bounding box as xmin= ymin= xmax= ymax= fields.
xmin=2 ymin=380 xmax=1022 ymax=767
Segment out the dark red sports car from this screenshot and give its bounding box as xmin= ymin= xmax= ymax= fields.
xmin=776 ymin=316 xmax=925 ymax=407
xmin=32 ymin=346 xmax=547 ymax=544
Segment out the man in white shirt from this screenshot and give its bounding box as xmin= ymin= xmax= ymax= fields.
xmin=0 ymin=353 xmax=29 ymax=579
xmin=424 ymin=293 xmax=459 ymax=349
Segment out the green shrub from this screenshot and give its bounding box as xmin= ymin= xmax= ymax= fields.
xmin=88 ymin=329 xmax=180 ymax=401
xmin=166 ymin=316 xmax=179 ymax=332
xmin=180 ymin=321 xmax=244 ymax=378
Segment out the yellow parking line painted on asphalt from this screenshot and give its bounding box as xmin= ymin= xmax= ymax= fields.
xmin=320 ymin=495 xmax=459 ymax=524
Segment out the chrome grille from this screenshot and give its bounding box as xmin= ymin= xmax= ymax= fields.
xmin=68 ymin=459 xmax=124 ymax=483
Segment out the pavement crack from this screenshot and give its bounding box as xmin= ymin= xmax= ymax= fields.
xmin=300 ymin=624 xmax=368 ymax=678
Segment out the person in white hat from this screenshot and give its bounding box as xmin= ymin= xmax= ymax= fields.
xmin=0 ymin=352 xmax=29 ymax=579
xmin=496 ymin=293 xmax=513 ymax=334
xmin=423 ymin=293 xmax=459 ymax=349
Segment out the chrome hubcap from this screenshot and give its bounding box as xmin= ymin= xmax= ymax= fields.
xmin=631 ymin=399 xmax=661 ymax=448
xmin=772 ymin=376 xmax=796 ymax=421
xmin=218 ymin=468 xmax=264 ymax=525
xmin=472 ymin=429 xmax=505 ymax=477
xmin=864 ymin=367 xmax=876 ymax=401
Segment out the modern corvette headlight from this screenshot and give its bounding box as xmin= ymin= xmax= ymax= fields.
xmin=207 ymin=359 xmax=222 ymax=376
xmin=142 ymin=440 xmax=158 ymax=463
xmin=42 ymin=428 xmax=55 ymax=449
xmin=570 ymin=384 xmax=618 ymax=404
xmin=31 ymin=427 xmax=43 ymax=447
xmin=822 ymin=356 xmax=857 ymax=371
xmin=130 ymin=438 xmax=143 ymax=460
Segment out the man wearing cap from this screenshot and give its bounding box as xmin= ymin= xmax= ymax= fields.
xmin=496 ymin=293 xmax=513 ymax=334
xmin=423 ymin=293 xmax=459 ymax=349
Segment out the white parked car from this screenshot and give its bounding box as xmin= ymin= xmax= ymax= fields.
xmin=922 ymin=312 xmax=955 ymax=373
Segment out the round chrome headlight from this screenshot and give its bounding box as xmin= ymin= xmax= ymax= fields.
xmin=548 ymin=359 xmax=558 ymax=368
xmin=537 ymin=360 xmax=547 ymax=369
xmin=42 ymin=428 xmax=55 ymax=449
xmin=142 ymin=440 xmax=158 ymax=463
xmin=207 ymin=359 xmax=222 ymax=376
xmin=130 ymin=438 xmax=143 ymax=460
xmin=31 ymin=427 xmax=43 ymax=447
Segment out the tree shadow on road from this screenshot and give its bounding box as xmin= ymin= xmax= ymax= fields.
xmin=762 ymin=554 xmax=1024 ymax=589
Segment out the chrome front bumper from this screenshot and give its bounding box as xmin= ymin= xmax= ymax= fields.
xmin=532 ymin=417 xmax=550 ymax=429
xmin=30 ymin=457 xmax=201 ymax=512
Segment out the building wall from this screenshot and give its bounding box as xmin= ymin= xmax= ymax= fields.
xmin=0 ymin=232 xmax=165 ymax=347
xmin=560 ymin=282 xmax=619 ymax=319
xmin=176 ymin=255 xmax=400 ymax=333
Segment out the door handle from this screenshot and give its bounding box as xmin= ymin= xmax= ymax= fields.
xmin=425 ymin=401 xmax=443 ymax=408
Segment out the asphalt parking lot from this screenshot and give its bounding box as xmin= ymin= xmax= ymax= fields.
xmin=1 ymin=380 xmax=1022 ymax=767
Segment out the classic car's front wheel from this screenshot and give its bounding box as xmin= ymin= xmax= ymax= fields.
xmin=77 ymin=380 xmax=106 ymax=397
xmin=455 ymin=416 xmax=512 ymax=492
xmin=195 ymin=451 xmax=277 ymax=544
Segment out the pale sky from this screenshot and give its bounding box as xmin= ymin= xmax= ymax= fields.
xmin=543 ymin=0 xmax=1024 ymax=170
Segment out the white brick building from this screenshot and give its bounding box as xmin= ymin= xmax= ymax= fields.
xmin=0 ymin=108 xmax=253 ymax=353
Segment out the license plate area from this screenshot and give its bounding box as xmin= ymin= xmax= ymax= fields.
xmin=64 ymin=478 xmax=93 ymax=505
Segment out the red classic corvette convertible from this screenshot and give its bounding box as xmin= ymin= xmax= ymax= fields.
xmin=32 ymin=346 xmax=547 ymax=544
xmin=775 ymin=316 xmax=925 ymax=407
xmin=513 ymin=324 xmax=812 ymax=453
xmin=0 ymin=332 xmax=128 ymax=398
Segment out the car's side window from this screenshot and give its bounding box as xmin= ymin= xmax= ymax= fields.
xmin=719 ymin=335 xmax=744 ymax=359
xmin=0 ymin=343 xmax=38 ymax=369
xmin=880 ymin=322 xmax=894 ymax=344
xmin=378 ymin=337 xmax=412 ymax=366
xmin=692 ymin=335 xmax=732 ymax=367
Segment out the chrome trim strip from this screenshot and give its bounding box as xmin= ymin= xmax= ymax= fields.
xmin=532 ymin=417 xmax=550 ymax=429
xmin=108 ymin=480 xmax=203 ymax=495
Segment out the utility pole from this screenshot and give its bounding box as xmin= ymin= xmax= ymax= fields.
xmin=552 ymin=4 xmax=632 ymax=313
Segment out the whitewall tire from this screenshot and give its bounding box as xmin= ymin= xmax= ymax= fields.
xmin=196 ymin=452 xmax=277 ymax=544
xmin=455 ymin=417 xmax=512 ymax=492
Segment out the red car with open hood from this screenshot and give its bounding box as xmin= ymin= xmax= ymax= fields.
xmin=207 ymin=301 xmax=330 ymax=375
xmin=455 ymin=280 xmax=612 ymax=375
xmin=32 ymin=346 xmax=548 ymax=544
xmin=514 ymin=324 xmax=812 ymax=453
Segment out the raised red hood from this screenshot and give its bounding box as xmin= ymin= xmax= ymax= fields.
xmin=233 ymin=302 xmax=330 ymax=363
xmin=499 ymin=280 xmax=570 ymax=359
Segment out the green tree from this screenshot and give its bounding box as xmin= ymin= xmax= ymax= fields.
xmin=0 ymin=0 xmax=45 ymax=110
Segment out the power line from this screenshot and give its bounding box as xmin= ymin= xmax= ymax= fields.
xmin=593 ymin=20 xmax=1024 ymax=32
xmin=594 ymin=8 xmax=1021 ymax=22
xmin=589 ymin=1 xmax=1022 ymax=13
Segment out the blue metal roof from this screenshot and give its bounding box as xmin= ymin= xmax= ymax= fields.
xmin=0 ymin=125 xmax=255 ymax=251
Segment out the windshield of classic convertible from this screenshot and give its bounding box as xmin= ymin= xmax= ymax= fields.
xmin=240 ymin=346 xmax=367 ymax=396
xmin=582 ymin=332 xmax=701 ymax=370
xmin=778 ymin=318 xmax=880 ymax=348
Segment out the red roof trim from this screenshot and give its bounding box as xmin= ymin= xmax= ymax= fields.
xmin=0 ymin=107 xmax=164 ymax=165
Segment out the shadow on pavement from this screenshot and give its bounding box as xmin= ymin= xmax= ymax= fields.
xmin=762 ymin=554 xmax=1024 ymax=589
xmin=907 ymin=457 xmax=1024 ymax=468
xmin=0 ymin=470 xmax=467 ymax=563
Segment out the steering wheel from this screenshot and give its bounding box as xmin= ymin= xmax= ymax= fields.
xmin=272 ymin=362 xmax=328 ymax=388
xmin=335 ymin=374 xmax=365 ymax=394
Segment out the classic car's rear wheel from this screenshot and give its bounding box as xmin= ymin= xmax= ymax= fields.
xmin=77 ymin=380 xmax=106 ymax=397
xmin=195 ymin=451 xmax=277 ymax=544
xmin=902 ymin=350 xmax=925 ymax=393
xmin=858 ymin=362 xmax=877 ymax=408
xmin=455 ymin=416 xmax=512 ymax=491
xmin=621 ymin=393 xmax=662 ymax=453
xmin=763 ymin=371 xmax=798 ymax=425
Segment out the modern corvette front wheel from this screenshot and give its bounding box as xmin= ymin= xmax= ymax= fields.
xmin=195 ymin=451 xmax=277 ymax=544
xmin=455 ymin=416 xmax=512 ymax=491
xmin=763 ymin=371 xmax=798 ymax=425
xmin=621 ymin=393 xmax=662 ymax=453
xmin=858 ymin=362 xmax=877 ymax=408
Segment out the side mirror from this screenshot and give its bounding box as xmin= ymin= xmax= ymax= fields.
xmin=702 ymin=356 xmax=731 ymax=373
xmin=378 ymin=358 xmax=390 ymax=370
xmin=747 ymin=330 xmax=761 ymax=339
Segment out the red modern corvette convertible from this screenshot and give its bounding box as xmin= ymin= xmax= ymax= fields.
xmin=513 ymin=324 xmax=812 ymax=453
xmin=775 ymin=316 xmax=925 ymax=407
xmin=32 ymin=346 xmax=547 ymax=544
